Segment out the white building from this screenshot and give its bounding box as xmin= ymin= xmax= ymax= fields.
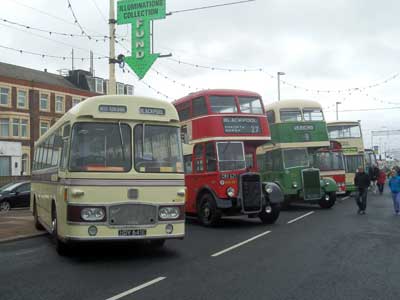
xmin=0 ymin=141 xmax=22 ymax=176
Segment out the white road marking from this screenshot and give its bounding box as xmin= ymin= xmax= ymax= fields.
xmin=105 ymin=277 xmax=166 ymax=300
xmin=341 ymin=196 xmax=350 ymax=201
xmin=211 ymin=230 xmax=272 ymax=257
xmin=287 ymin=211 xmax=315 ymax=224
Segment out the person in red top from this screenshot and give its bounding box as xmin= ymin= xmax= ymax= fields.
xmin=377 ymin=169 xmax=387 ymax=195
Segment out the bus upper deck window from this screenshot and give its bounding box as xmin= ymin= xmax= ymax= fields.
xmin=303 ymin=108 xmax=324 ymax=121
xmin=209 ymin=96 xmax=237 ymax=113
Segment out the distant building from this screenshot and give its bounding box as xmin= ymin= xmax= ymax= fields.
xmin=0 ymin=61 xmax=134 ymax=176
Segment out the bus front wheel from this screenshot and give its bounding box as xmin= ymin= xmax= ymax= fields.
xmin=198 ymin=193 xmax=221 ymax=227
xmin=259 ymin=203 xmax=281 ymax=224
xmin=319 ymin=192 xmax=336 ymax=209
xmin=51 ymin=204 xmax=70 ymax=256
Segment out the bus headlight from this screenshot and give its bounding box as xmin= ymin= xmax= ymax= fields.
xmin=159 ymin=207 xmax=180 ymax=220
xmin=226 ymin=187 xmax=235 ymax=197
xmin=292 ymin=182 xmax=298 ymax=188
xmin=81 ymin=207 xmax=105 ymax=221
xmin=325 ymin=181 xmax=330 ymax=186
xmin=264 ymin=185 xmax=273 ymax=194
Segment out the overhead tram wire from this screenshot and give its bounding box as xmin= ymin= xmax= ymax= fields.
xmin=0 ymin=44 xmax=108 ymax=61
xmin=90 ymin=0 xmax=108 ymax=23
xmin=167 ymin=0 xmax=256 ymax=15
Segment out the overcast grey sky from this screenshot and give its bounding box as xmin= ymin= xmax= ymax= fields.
xmin=1 ymin=0 xmax=400 ymax=154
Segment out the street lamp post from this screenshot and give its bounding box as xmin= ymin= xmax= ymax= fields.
xmin=277 ymin=72 xmax=285 ymax=101
xmin=335 ymin=101 xmax=341 ymax=121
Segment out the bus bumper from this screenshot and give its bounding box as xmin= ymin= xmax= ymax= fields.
xmin=60 ymin=222 xmax=185 ymax=242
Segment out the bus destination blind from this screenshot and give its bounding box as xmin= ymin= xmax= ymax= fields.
xmin=223 ymin=117 xmax=261 ymax=134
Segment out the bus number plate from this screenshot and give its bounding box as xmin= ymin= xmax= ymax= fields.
xmin=118 ymin=229 xmax=147 ymax=236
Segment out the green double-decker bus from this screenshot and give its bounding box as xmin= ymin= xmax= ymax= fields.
xmin=257 ymin=100 xmax=338 ymax=208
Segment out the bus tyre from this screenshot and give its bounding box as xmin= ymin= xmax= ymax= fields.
xmin=52 ymin=206 xmax=70 ymax=256
xmin=259 ymin=204 xmax=281 ymax=224
xmin=319 ymin=192 xmax=336 ymax=209
xmin=33 ymin=200 xmax=44 ymax=231
xmin=198 ymin=193 xmax=221 ymax=227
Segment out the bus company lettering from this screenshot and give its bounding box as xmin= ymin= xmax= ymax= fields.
xmin=139 ymin=107 xmax=166 ymax=115
xmin=293 ymin=125 xmax=315 ymax=131
xmin=223 ymin=117 xmax=261 ymax=134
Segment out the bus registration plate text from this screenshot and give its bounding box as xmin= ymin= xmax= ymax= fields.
xmin=118 ymin=229 xmax=147 ymax=236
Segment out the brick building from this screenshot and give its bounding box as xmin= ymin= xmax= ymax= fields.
xmin=0 ymin=61 xmax=134 ymax=176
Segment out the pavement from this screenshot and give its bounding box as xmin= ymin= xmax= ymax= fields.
xmin=0 ymin=189 xmax=399 ymax=300
xmin=0 ymin=209 xmax=46 ymax=243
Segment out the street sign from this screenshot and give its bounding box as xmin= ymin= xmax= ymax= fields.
xmin=117 ymin=0 xmax=166 ymax=79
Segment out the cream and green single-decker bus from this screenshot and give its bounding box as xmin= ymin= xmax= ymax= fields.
xmin=257 ymin=100 xmax=338 ymax=208
xmin=31 ymin=95 xmax=185 ymax=255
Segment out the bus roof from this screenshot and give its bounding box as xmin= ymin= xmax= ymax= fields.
xmin=265 ymin=99 xmax=323 ymax=112
xmin=327 ymin=121 xmax=360 ymax=126
xmin=35 ymin=95 xmax=179 ymax=146
xmin=173 ymin=89 xmax=262 ymax=106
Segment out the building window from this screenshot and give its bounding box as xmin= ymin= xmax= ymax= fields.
xmin=12 ymin=118 xmax=20 ymax=137
xmin=21 ymin=119 xmax=28 ymax=137
xmin=22 ymin=154 xmax=28 ymax=175
xmin=0 ymin=118 xmax=9 ymax=137
xmin=72 ymin=98 xmax=80 ymax=107
xmin=95 ymin=78 xmax=104 ymax=94
xmin=40 ymin=93 xmax=49 ymax=111
xmin=117 ymin=83 xmax=125 ymax=95
xmin=125 ymin=85 xmax=134 ymax=95
xmin=40 ymin=121 xmax=50 ymax=136
xmin=0 ymin=87 xmax=10 ymax=106
xmin=17 ymin=90 xmax=28 ymax=109
xmin=55 ymin=95 xmax=64 ymax=113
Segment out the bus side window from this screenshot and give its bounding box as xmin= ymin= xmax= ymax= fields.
xmin=205 ymin=142 xmax=217 ymax=172
xmin=59 ymin=124 xmax=70 ymax=171
xmin=266 ymin=110 xmax=275 ymax=124
xmin=194 ymin=144 xmax=204 ymax=173
xmin=192 ymin=97 xmax=207 ymax=118
xmin=272 ymin=150 xmax=283 ymax=170
xmin=184 ymin=155 xmax=193 ymax=174
xmin=245 ymin=153 xmax=254 ymax=169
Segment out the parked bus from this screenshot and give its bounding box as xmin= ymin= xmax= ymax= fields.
xmin=174 ymin=89 xmax=283 ymax=226
xmin=364 ymin=148 xmax=378 ymax=171
xmin=258 ymin=100 xmax=338 ymax=208
xmin=312 ymin=141 xmax=346 ymax=194
xmin=31 ymin=95 xmax=185 ymax=254
xmin=327 ymin=121 xmax=365 ymax=193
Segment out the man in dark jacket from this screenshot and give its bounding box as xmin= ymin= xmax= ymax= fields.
xmin=368 ymin=164 xmax=380 ymax=194
xmin=355 ymin=166 xmax=371 ymax=214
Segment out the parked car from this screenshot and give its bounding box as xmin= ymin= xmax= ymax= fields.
xmin=0 ymin=181 xmax=31 ymax=212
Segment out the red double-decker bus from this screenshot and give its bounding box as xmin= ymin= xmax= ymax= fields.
xmin=174 ymin=89 xmax=283 ymax=226
xmin=311 ymin=141 xmax=346 ymax=194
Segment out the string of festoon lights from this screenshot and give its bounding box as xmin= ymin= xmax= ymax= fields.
xmin=66 ymin=0 xmax=93 ymax=40
xmin=0 ymin=44 xmax=109 ymax=61
xmin=151 ymin=68 xmax=205 ymax=91
xmin=166 ymin=57 xmax=399 ymax=94
xmin=0 ymin=18 xmax=119 ymax=42
xmin=122 ymin=67 xmax=173 ymax=100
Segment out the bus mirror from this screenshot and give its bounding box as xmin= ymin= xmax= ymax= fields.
xmin=54 ymin=136 xmax=63 ymax=148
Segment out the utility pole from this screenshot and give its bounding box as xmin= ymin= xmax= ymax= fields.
xmin=71 ymin=49 xmax=74 ymax=70
xmin=108 ymin=0 xmax=116 ymax=95
xmin=335 ymin=101 xmax=341 ymax=121
xmin=277 ymin=71 xmax=285 ymax=101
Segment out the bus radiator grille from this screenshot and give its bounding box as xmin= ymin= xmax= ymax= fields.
xmin=241 ymin=174 xmax=262 ymax=212
xmin=109 ymin=204 xmax=157 ymax=226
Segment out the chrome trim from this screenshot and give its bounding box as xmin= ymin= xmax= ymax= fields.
xmin=63 ymin=233 xmax=185 ymax=242
xmin=60 ymin=178 xmax=184 ymax=186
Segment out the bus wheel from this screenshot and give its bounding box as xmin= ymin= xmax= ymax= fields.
xmin=198 ymin=193 xmax=221 ymax=227
xmin=33 ymin=200 xmax=44 ymax=231
xmin=259 ymin=203 xmax=281 ymax=224
xmin=319 ymin=192 xmax=336 ymax=209
xmin=0 ymin=200 xmax=11 ymax=212
xmin=51 ymin=205 xmax=70 ymax=256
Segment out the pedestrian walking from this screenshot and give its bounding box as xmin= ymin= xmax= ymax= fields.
xmin=368 ymin=164 xmax=380 ymax=194
xmin=354 ymin=166 xmax=371 ymax=214
xmin=388 ymin=169 xmax=400 ymax=215
xmin=377 ymin=168 xmax=387 ymax=195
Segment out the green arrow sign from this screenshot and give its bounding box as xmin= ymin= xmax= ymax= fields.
xmin=117 ymin=0 xmax=166 ymax=79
